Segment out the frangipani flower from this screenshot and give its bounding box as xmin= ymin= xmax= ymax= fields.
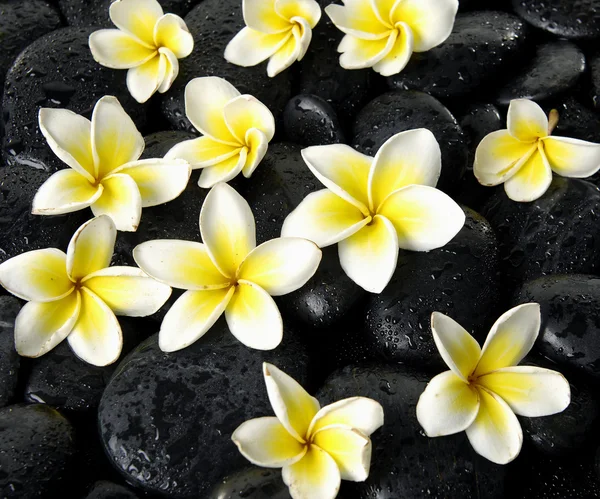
xmin=133 ymin=182 xmax=321 ymax=352
xmin=233 ymin=363 xmax=384 ymax=499
xmin=474 ymin=99 xmax=600 ymax=202
xmin=33 ymin=96 xmax=191 ymax=232
xmin=416 ymin=304 xmax=571 ymax=465
xmin=224 ymin=0 xmax=322 ymax=77
xmin=89 ymin=0 xmax=194 ymax=103
xmin=281 ymin=129 xmax=465 ymax=293
xmin=325 ymin=0 xmax=458 ymax=76
xmin=166 ymin=77 xmax=275 ymax=188
xmin=0 ymin=216 xmax=171 ymax=366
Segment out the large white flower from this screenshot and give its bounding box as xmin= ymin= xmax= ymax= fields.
xmin=33 ymin=96 xmax=191 ymax=232
xmin=133 ymin=182 xmax=321 ymax=352
xmin=416 ymin=304 xmax=571 ymax=465
xmin=224 ymin=0 xmax=322 ymax=77
xmin=89 ymin=0 xmax=194 ymax=103
xmin=233 ymin=363 xmax=384 ymax=499
xmin=474 ymin=99 xmax=600 ymax=202
xmin=165 ymin=77 xmax=275 ymax=188
xmin=0 ymin=216 xmax=171 ymax=366
xmin=326 ymin=0 xmax=458 ymax=76
xmin=281 ymin=129 xmax=465 ymax=293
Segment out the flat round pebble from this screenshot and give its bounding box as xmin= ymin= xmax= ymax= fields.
xmin=317 ymin=364 xmax=505 ymax=498
xmin=160 ymin=0 xmax=291 ymax=134
xmin=495 ymin=41 xmax=586 ymax=105
xmin=0 ymin=404 xmax=76 ymax=498
xmin=85 ymin=481 xmax=139 ymax=499
xmin=482 ymin=178 xmax=600 ymax=291
xmin=388 ymin=11 xmax=529 ymax=99
xmin=364 ymin=208 xmax=501 ymax=369
xmin=512 ymin=0 xmax=600 ymax=40
xmin=207 ymin=467 xmax=288 ymax=499
xmin=283 ymin=94 xmax=345 ymax=146
xmin=352 ymin=91 xmax=468 ymax=195
xmin=98 ymin=322 xmax=311 ymax=497
xmin=0 ymin=296 xmax=20 ymax=408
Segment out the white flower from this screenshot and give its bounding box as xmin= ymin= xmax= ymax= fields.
xmin=0 ymin=216 xmax=171 ymax=366
xmin=33 ymin=96 xmax=191 ymax=232
xmin=165 ymin=77 xmax=275 ymax=188
xmin=281 ymin=129 xmax=465 ymax=293
xmin=133 ymin=182 xmax=321 ymax=352
xmin=416 ymin=304 xmax=571 ymax=465
xmin=474 ymin=99 xmax=600 ymax=202
xmin=89 ymin=0 xmax=194 ymax=103
xmin=232 ymin=362 xmax=384 ymax=499
xmin=325 ymin=0 xmax=458 ymax=76
xmin=224 ymin=0 xmax=322 ymax=77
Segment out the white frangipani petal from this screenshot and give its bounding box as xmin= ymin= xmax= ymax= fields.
xmin=243 ymin=128 xmax=269 ymax=177
xmin=507 ymin=99 xmax=549 ymax=142
xmin=243 ymin=0 xmax=290 ymax=33
xmin=542 ymin=136 xmax=600 ymax=178
xmin=223 ymin=95 xmax=276 ymax=143
xmin=309 ymin=397 xmax=384 ymax=437
xmin=338 ymin=30 xmax=398 ymax=71
xmin=282 ymin=445 xmax=341 ymax=499
xmin=224 ymin=28 xmax=292 ymax=68
xmin=325 ymin=2 xmax=390 ymax=39
xmin=109 ymin=0 xmax=164 ymax=47
xmin=372 ymin=22 xmax=414 ymax=77
xmin=267 ymin=24 xmax=304 ymax=77
xmin=153 ymin=13 xmax=194 ymax=58
xmin=197 ymin=149 xmax=248 ymax=189
xmin=503 ymin=146 xmax=553 ymax=202
xmin=91 ymin=174 xmax=143 ymax=232
xmin=126 ymin=53 xmax=166 ymax=104
xmin=165 ymin=136 xmax=242 ymax=170
xmin=157 ymin=47 xmax=179 ymax=94
xmin=89 ymin=29 xmax=157 ymax=69
xmin=275 ymin=0 xmax=322 ymax=27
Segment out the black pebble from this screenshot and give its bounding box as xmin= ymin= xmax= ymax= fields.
xmin=0 ymin=296 xmax=21 ymax=408
xmin=84 ymin=480 xmax=138 ymax=499
xmin=207 ymin=467 xmax=288 ymax=499
xmin=283 ymin=94 xmax=345 ymax=146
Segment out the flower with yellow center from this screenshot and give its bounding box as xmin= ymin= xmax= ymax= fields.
xmin=325 ymin=0 xmax=458 ymax=76
xmin=165 ymin=77 xmax=275 ymax=188
xmin=416 ymin=303 xmax=571 ymax=465
xmin=233 ymin=362 xmax=384 ymax=499
xmin=133 ymin=182 xmax=322 ymax=352
xmin=0 ymin=216 xmax=171 ymax=366
xmin=89 ymin=0 xmax=194 ymax=103
xmin=224 ymin=0 xmax=321 ymax=77
xmin=474 ymin=99 xmax=600 ymax=202
xmin=33 ymin=96 xmax=191 ymax=232
xmin=281 ymin=129 xmax=465 ymax=293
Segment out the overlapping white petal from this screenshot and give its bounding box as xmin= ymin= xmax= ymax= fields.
xmin=309 ymin=397 xmax=384 ymax=436
xmin=283 ymin=445 xmax=341 ymax=499
xmin=32 ymin=170 xmax=103 ymax=216
xmin=90 ymin=173 xmax=143 ymax=232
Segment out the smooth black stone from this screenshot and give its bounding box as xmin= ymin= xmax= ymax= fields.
xmin=0 ymin=1 xmax=61 ymax=83
xmin=2 ymin=27 xmax=147 ymax=171
xmin=592 ymin=53 xmax=600 ymax=109
xmin=0 ymin=404 xmax=76 ymax=497
xmin=551 ymin=97 xmax=600 ymax=145
xmin=352 ymin=91 xmax=468 ymax=195
xmin=388 ymin=11 xmax=529 ymax=99
xmin=142 ymin=130 xmax=196 ymax=159
xmin=364 ymin=208 xmax=501 ymax=369
xmin=207 ymin=467 xmax=288 ymax=499
xmin=512 ymin=0 xmax=600 ymax=40
xmin=283 ymin=94 xmax=345 ymax=146
xmin=514 ymin=275 xmax=600 ymax=382
xmin=0 ymin=296 xmax=20 ymax=408
xmin=85 ymin=481 xmax=138 ymax=499
xmin=160 ymin=0 xmax=291 ymax=134
xmin=24 ymin=318 xmax=155 ymax=412
xmin=482 ymin=178 xmax=600 ymax=291
xmin=317 ymin=364 xmax=505 ymax=499
xmin=98 ymin=322 xmax=311 ymax=498
xmin=495 ymin=41 xmax=586 ymax=106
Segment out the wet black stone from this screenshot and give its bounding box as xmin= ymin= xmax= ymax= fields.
xmin=514 ymin=275 xmax=600 ymax=383
xmin=592 ymin=53 xmax=600 ymax=109
xmin=2 ymin=27 xmax=147 ymax=171
xmin=0 ymin=404 xmax=76 ymax=497
xmin=98 ymin=321 xmax=311 ymax=497
xmin=85 ymin=481 xmax=138 ymax=499
xmin=207 ymin=467 xmax=288 ymax=499
xmin=512 ymin=0 xmax=600 ymax=40
xmin=388 ymin=11 xmax=529 ymax=99
xmin=317 ymin=364 xmax=505 ymax=499
xmin=551 ymin=97 xmax=600 ymax=144
xmin=142 ymin=130 xmax=196 ymax=160
xmin=482 ymin=178 xmax=600 ymax=291
xmin=283 ymin=94 xmax=345 ymax=146
xmin=364 ymin=208 xmax=502 ymax=369
xmin=495 ymin=41 xmax=586 ymax=106
xmin=0 ymin=296 xmax=20 ymax=408
xmin=0 ymin=1 xmax=62 ymax=83
xmin=160 ymin=0 xmax=291 ymax=134
xmin=352 ymin=91 xmax=468 ymax=195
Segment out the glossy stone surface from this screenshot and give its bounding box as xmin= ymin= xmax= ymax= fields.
xmin=207 ymin=467 xmax=288 ymax=499
xmin=283 ymin=94 xmax=345 ymax=146
xmin=0 ymin=296 xmax=20 ymax=408
xmin=84 ymin=481 xmax=138 ymax=499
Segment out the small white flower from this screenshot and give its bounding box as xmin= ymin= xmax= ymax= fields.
xmin=281 ymin=129 xmax=465 ymax=293
xmin=133 ymin=182 xmax=322 ymax=352
xmin=474 ymin=99 xmax=600 ymax=202
xmin=232 ymin=362 xmax=384 ymax=499
xmin=89 ymin=0 xmax=194 ymax=103
xmin=33 ymin=96 xmax=191 ymax=232
xmin=165 ymin=77 xmax=275 ymax=188
xmin=416 ymin=304 xmax=571 ymax=465
xmin=224 ymin=0 xmax=322 ymax=77
xmin=0 ymin=216 xmax=171 ymax=366
xmin=326 ymin=0 xmax=458 ymax=76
